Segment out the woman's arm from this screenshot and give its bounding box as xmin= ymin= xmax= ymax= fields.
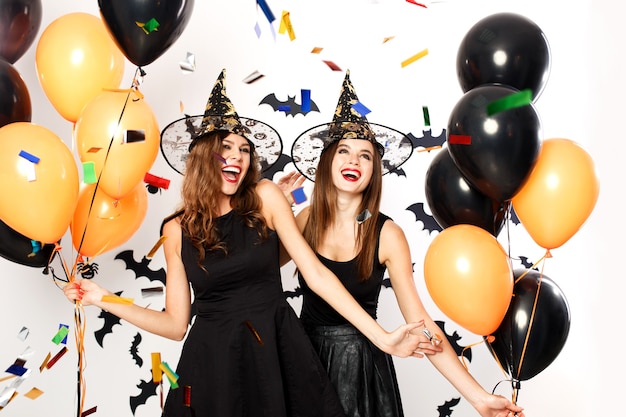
xmin=257 ymin=179 xmax=423 ymax=357
xmin=63 ymin=219 xmax=191 ymax=341
xmin=380 ymin=220 xmax=524 ymax=417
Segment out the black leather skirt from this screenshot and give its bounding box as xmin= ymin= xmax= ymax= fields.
xmin=302 ymin=322 xmax=404 ymax=417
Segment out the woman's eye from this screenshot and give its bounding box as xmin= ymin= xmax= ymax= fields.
xmin=360 ymin=154 xmax=371 ymax=161
xmin=241 ymin=147 xmax=251 ymax=154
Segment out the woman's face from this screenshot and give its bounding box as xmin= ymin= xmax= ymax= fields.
xmin=330 ymin=139 xmax=375 ymax=194
xmin=217 ymin=133 xmax=251 ymax=195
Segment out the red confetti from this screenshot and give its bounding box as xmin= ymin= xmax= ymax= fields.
xmin=46 ymin=346 xmax=68 ymax=369
xmin=144 ymin=172 xmax=171 ymax=190
xmin=448 ymin=134 xmax=472 ymax=145
xmin=81 ymin=406 xmax=97 ymax=417
xmin=322 ymin=60 xmax=342 ymax=71
xmin=406 ymin=0 xmax=428 ymax=7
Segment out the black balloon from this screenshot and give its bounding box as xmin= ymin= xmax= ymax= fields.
xmin=0 ymin=0 xmax=42 ymax=64
xmin=447 ymin=84 xmax=541 ymax=203
xmin=0 ymin=59 xmax=31 ymax=128
xmin=98 ymin=0 xmax=195 ymax=67
xmin=0 ymin=218 xmax=56 ymax=268
xmin=425 ymin=148 xmax=509 ymax=236
xmin=487 ymin=269 xmax=570 ymax=382
xmin=456 ymin=12 xmax=551 ymax=101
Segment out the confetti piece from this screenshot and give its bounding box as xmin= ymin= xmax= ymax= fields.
xmin=417 ymin=145 xmax=442 ymax=153
xmin=59 ymin=323 xmax=69 ymax=344
xmin=278 ymin=11 xmax=295 ymax=41
xmin=256 ymin=0 xmax=275 ymax=23
xmin=179 ymin=52 xmax=196 ymax=74
xmin=322 ymin=60 xmax=342 ymax=71
xmin=17 ymin=327 xmax=29 ymax=341
xmin=0 ymin=375 xmax=16 ymax=383
xmin=422 ymin=106 xmax=431 ymax=126
xmin=141 ymin=286 xmax=164 ymax=297
xmin=146 ymin=235 xmax=168 ymax=259
xmin=5 ymin=365 xmax=27 ymax=377
xmin=101 ymin=295 xmax=134 ymax=305
xmin=81 ymin=406 xmax=97 ymax=416
xmin=87 ymin=147 xmax=101 ymax=153
xmin=24 ymin=387 xmax=43 ymax=400
xmin=51 ymin=325 xmax=69 ymax=345
xmin=351 ymin=101 xmax=371 ymax=117
xmin=448 ymin=134 xmax=472 ymax=145
xmin=356 ymin=209 xmax=372 ymax=224
xmin=144 ymin=172 xmax=171 ymax=190
xmin=291 ymin=187 xmax=307 ymax=205
xmin=179 ymin=100 xmax=184 ymax=113
xmin=184 ymin=385 xmax=191 ymax=407
xmin=25 ymin=163 xmax=36 ymax=182
xmin=243 ymin=70 xmax=264 ymax=84
xmin=401 ymin=48 xmax=429 ymax=67
xmin=39 ymin=352 xmax=51 ymax=372
xmin=151 ymin=353 xmax=162 ymax=383
xmin=277 ymin=105 xmax=291 ymax=113
xmin=123 ymin=129 xmax=145 ymax=143
xmin=18 ymin=150 xmax=39 ymax=164
xmin=0 ymin=387 xmax=17 ymax=408
xmin=46 ymin=346 xmax=67 ymax=369
xmin=311 ymin=47 xmax=323 ymax=54
xmin=137 ymin=18 xmax=160 ymax=34
xmin=254 ymin=22 xmax=261 ymax=38
xmin=486 ymin=89 xmax=532 ymax=115
xmin=406 ymin=0 xmax=428 ymax=7
xmin=160 ymin=362 xmax=179 ymax=388
xmin=245 ymin=320 xmax=264 ymax=345
xmin=213 ymin=152 xmax=227 ymax=164
xmin=301 ymin=89 xmax=311 ymax=113
xmin=83 ymin=161 xmax=97 ymax=184
xmin=382 ymin=36 xmax=395 ymax=43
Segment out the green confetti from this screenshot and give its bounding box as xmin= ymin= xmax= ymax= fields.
xmin=422 ymin=106 xmax=431 ymax=126
xmin=143 ymin=18 xmax=160 ymax=34
xmin=486 ymin=89 xmax=532 ymax=115
xmin=83 ymin=161 xmax=97 ymax=184
xmin=52 ymin=325 xmax=69 ymax=345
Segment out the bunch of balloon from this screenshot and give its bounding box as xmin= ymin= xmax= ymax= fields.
xmin=512 ymin=138 xmax=600 ymax=251
xmin=97 ymin=0 xmax=195 ymax=68
xmin=35 ymin=12 xmax=126 ymax=123
xmin=71 ymin=88 xmax=159 ymax=258
xmin=486 ymin=269 xmax=571 ymax=397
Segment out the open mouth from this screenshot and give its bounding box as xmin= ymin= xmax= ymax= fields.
xmin=341 ymin=168 xmax=361 ymax=182
xmin=222 ymin=165 xmax=241 ymax=183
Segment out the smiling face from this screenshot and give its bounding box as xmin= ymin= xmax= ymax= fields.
xmin=330 ymin=139 xmax=375 ymax=194
xmin=216 ymin=133 xmax=252 ymax=195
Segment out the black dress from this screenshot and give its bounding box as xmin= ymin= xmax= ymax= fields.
xmin=163 ymin=210 xmax=346 ymax=417
xmin=298 ymin=214 xmax=404 ymax=417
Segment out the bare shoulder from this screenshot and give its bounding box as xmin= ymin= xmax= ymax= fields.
xmin=379 ymin=218 xmax=410 ymax=258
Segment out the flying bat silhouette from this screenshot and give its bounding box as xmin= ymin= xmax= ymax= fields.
xmin=130 ymin=332 xmax=143 ymax=367
xmin=94 ymin=291 xmax=123 ymax=348
xmin=115 ymin=249 xmax=166 ymax=285
xmin=437 ymin=397 xmax=461 ymax=417
xmin=406 ymin=202 xmax=443 ymax=233
xmin=259 ymin=93 xmax=320 ymax=117
xmin=284 ymin=287 xmax=303 ymax=299
xmin=407 ymin=129 xmax=447 ymax=150
xmin=388 ymin=167 xmax=407 ymax=177
xmin=518 ymin=255 xmax=539 ymax=271
xmin=130 ymin=377 xmax=158 ymax=415
xmin=509 ymin=207 xmax=521 ymax=225
xmin=261 ymin=153 xmax=294 ymax=181
xmin=435 ymin=320 xmax=472 ymax=363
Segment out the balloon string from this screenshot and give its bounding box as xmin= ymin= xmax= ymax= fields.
xmin=74 ymin=302 xmax=87 ymax=417
xmin=460 ymin=337 xmax=493 ymax=370
xmin=73 ymin=66 xmax=142 ymax=262
xmin=514 ymin=249 xmax=551 ymax=284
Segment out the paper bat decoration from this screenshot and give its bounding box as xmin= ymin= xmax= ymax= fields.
xmin=261 ymin=153 xmax=294 ymax=181
xmin=94 ymin=291 xmax=123 ymax=348
xmin=283 ymin=287 xmax=303 ymax=299
xmin=387 ymin=167 xmax=407 ymax=177
xmin=259 ymin=93 xmax=320 ymax=116
xmin=437 ymin=397 xmax=461 ymax=417
xmin=518 ymin=255 xmax=538 ymax=271
xmin=435 ymin=320 xmax=472 ymax=363
xmin=406 ymin=202 xmax=443 ymax=233
xmin=130 ymin=332 xmax=143 ymax=367
xmin=407 ymin=128 xmax=447 ymax=150
xmin=130 ymin=378 xmax=158 ymax=415
xmin=115 ymin=249 xmax=166 ymax=285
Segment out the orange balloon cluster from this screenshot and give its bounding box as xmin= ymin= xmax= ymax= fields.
xmin=424 ymin=224 xmax=513 ymax=336
xmin=512 ymin=138 xmax=600 ymax=250
xmin=35 ymin=12 xmax=125 ymax=123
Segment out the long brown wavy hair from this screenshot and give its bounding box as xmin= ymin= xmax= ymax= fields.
xmin=302 ymin=139 xmax=383 ymax=281
xmin=178 ymin=130 xmax=269 ymax=270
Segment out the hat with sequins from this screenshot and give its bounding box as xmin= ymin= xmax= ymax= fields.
xmin=160 ymin=68 xmax=283 ymax=175
xmin=291 ymin=70 xmax=412 ymax=182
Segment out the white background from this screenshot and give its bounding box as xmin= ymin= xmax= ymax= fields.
xmin=0 ymin=1 xmax=620 ymax=416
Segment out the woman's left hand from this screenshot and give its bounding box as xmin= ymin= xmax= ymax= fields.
xmin=276 ymin=171 xmax=305 ymax=204
xmin=475 ymin=394 xmax=525 ymax=417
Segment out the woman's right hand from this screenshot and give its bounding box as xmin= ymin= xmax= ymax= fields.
xmin=63 ymin=279 xmax=112 ymax=306
xmin=276 ymin=171 xmax=305 ymax=204
xmin=378 ymin=321 xmax=429 ymax=358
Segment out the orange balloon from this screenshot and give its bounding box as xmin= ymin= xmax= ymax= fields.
xmin=35 ymin=12 xmax=125 ymax=122
xmin=74 ymin=90 xmax=160 ymax=199
xmin=512 ymin=138 xmax=600 ymax=250
xmin=71 ymin=183 xmax=148 ymax=258
xmin=0 ymin=122 xmax=79 ymax=243
xmin=424 ymin=224 xmax=513 ymax=335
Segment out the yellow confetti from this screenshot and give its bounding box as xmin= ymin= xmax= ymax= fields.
xmin=101 ymin=295 xmax=134 ymax=305
xmin=278 ymin=11 xmax=295 ymax=41
xmin=401 ymin=48 xmax=429 ymax=67
xmin=152 ymin=352 xmax=162 ymax=383
xmin=146 ymin=236 xmax=168 ymax=259
xmin=311 ymin=47 xmax=323 ymax=54
xmin=24 ymin=387 xmax=44 ymax=400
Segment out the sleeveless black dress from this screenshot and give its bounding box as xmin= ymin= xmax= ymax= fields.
xmin=162 ymin=210 xmax=346 ymax=417
xmin=298 ymin=214 xmax=404 ymax=417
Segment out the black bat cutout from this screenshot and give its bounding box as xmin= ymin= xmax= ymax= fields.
xmin=261 ymin=153 xmax=294 ymax=181
xmin=283 ymin=287 xmax=303 ymax=299
xmin=435 ymin=320 xmax=472 ymax=363
xmin=406 ymin=202 xmax=443 ymax=233
xmin=115 ymin=249 xmax=166 ymax=285
xmin=437 ymin=397 xmax=461 ymax=417
xmin=130 ymin=377 xmax=158 ymax=416
xmin=509 ymin=206 xmax=521 ymax=225
xmin=388 ymin=167 xmax=407 ymax=177
xmin=94 ymin=291 xmax=123 ymax=348
xmin=130 ymin=332 xmax=143 ymax=367
xmin=407 ymin=128 xmax=446 ymax=150
xmin=259 ymin=93 xmax=320 ymax=117
xmin=518 ymin=256 xmax=539 ymax=271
